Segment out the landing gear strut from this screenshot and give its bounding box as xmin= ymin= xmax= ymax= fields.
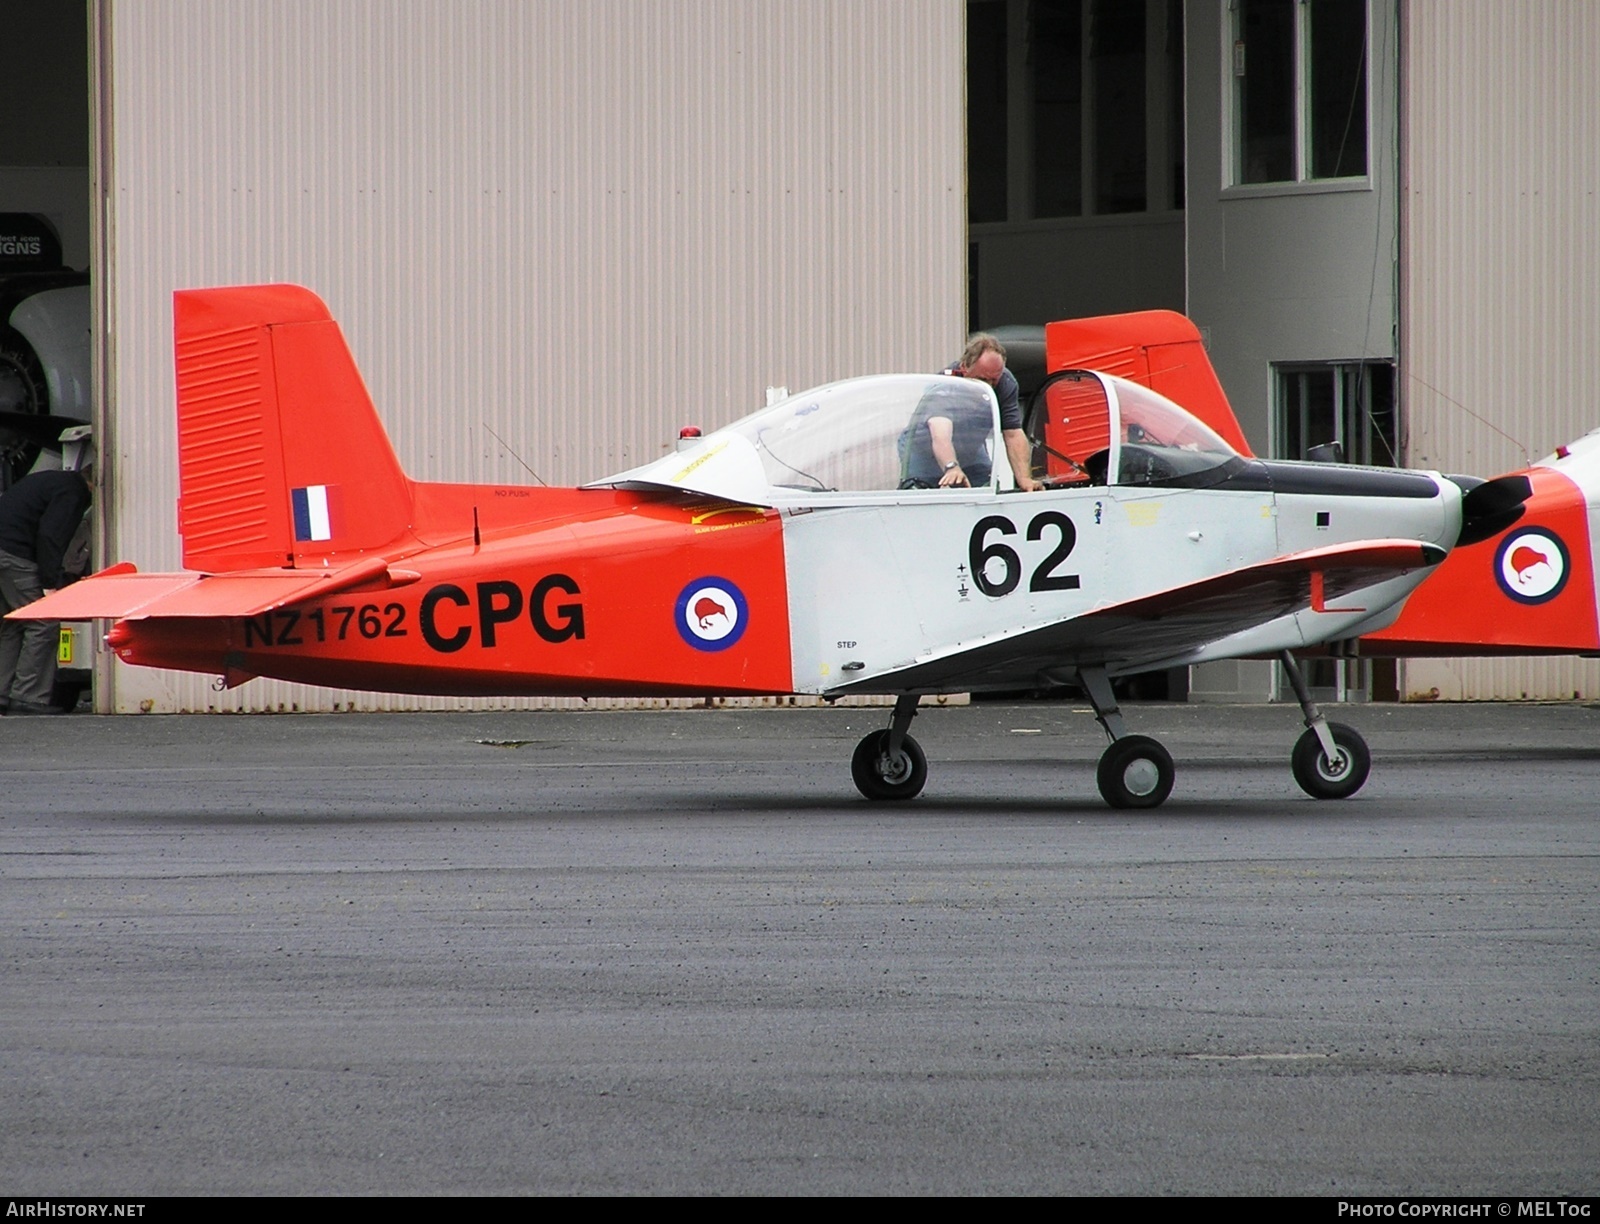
xmin=851 ymin=694 xmax=928 ymax=800
xmin=1281 ymin=651 xmax=1371 ymax=799
xmin=1078 ymin=666 xmax=1175 ymax=808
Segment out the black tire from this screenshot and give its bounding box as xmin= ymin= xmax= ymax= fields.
xmin=1291 ymin=721 xmax=1371 ymax=799
xmin=1096 ymin=734 xmax=1175 ymax=809
xmin=0 ymin=325 xmax=47 ymax=415
xmin=0 ymin=326 xmax=48 ymax=484
xmin=850 ymin=729 xmax=928 ymax=801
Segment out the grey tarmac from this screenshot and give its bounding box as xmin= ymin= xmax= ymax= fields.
xmin=1 ymin=701 xmax=1596 ymax=1195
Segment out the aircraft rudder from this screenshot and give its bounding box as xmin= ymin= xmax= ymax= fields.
xmin=172 ymin=285 xmax=415 ymax=572
xmin=265 ymin=309 xmax=415 ymax=564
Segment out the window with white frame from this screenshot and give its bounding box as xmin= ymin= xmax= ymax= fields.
xmin=1275 ymin=360 xmax=1395 ymax=466
xmin=1230 ymin=0 xmax=1368 ymax=186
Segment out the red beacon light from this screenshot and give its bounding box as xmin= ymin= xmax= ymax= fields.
xmin=676 ymin=425 xmax=703 ymax=452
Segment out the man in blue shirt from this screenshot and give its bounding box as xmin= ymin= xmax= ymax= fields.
xmin=901 ymin=334 xmax=1042 ymax=490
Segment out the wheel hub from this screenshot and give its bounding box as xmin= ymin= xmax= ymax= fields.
xmin=877 ymin=751 xmax=912 ymax=784
xmin=1319 ymin=750 xmax=1351 ymax=781
xmin=1122 ymin=758 xmax=1161 ymax=796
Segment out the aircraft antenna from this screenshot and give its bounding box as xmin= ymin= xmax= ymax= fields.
xmin=1403 ymin=373 xmax=1532 ymax=468
xmin=483 ymin=423 xmax=548 ymax=486
xmin=472 ymin=506 xmax=481 ymax=549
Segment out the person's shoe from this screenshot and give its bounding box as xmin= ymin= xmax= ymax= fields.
xmin=7 ymin=700 xmax=66 ymax=716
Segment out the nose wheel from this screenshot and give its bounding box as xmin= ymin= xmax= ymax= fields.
xmin=1282 ymin=652 xmax=1372 ymax=800
xmin=1290 ymin=721 xmax=1370 ymax=799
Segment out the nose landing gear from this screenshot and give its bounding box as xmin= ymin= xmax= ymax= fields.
xmin=1281 ymin=651 xmax=1371 ymax=800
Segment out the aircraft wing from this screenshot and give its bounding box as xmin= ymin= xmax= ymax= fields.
xmin=835 ymin=539 xmax=1446 ymax=694
xmin=8 ymin=555 xmax=413 ymax=621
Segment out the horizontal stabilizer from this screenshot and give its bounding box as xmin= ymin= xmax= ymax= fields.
xmin=9 ymin=567 xmax=202 ymax=621
xmin=8 ymin=555 xmax=415 ymax=621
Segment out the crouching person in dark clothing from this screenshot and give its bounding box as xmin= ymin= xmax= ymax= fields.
xmin=0 ymin=467 xmax=92 ymax=714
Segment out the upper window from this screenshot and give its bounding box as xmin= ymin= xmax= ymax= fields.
xmin=967 ymin=0 xmax=1185 ymax=224
xmin=1113 ymin=377 xmax=1240 ymax=486
xmin=1231 ymin=0 xmax=1368 ymax=186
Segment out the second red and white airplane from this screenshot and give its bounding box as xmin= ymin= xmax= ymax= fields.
xmin=1039 ymin=309 xmax=1600 ymax=674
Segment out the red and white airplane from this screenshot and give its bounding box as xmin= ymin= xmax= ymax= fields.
xmin=14 ymin=286 xmax=1523 ymax=807
xmin=1359 ymin=438 xmax=1600 ymax=660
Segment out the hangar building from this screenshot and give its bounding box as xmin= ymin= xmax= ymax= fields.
xmin=1 ymin=1 xmax=1595 ymax=711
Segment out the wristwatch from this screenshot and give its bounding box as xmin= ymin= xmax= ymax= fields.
xmin=943 ymin=460 xmax=960 ymax=471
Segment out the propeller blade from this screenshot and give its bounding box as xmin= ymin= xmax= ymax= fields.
xmin=1452 ymin=473 xmax=1533 ymax=546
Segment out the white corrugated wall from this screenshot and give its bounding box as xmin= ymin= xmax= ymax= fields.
xmin=1400 ymin=0 xmax=1600 ymax=700
xmin=101 ymin=0 xmax=965 ymax=712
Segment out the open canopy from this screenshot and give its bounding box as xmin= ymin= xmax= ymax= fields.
xmin=592 ymin=371 xmax=1239 ymax=504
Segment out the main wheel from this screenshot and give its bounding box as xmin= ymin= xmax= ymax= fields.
xmin=850 ymin=729 xmax=928 ymax=801
xmin=1291 ymin=721 xmax=1371 ymax=799
xmin=1096 ymin=735 xmax=1175 ymax=809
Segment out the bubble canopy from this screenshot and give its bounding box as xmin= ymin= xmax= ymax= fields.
xmin=591 ymin=371 xmax=1239 ymax=504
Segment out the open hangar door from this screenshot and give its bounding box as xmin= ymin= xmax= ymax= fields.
xmin=0 ymin=0 xmax=95 ymax=711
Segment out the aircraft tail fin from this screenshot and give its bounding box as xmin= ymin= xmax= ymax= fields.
xmin=174 ymin=285 xmax=415 ymax=573
xmin=1044 ymin=310 xmax=1253 ymax=457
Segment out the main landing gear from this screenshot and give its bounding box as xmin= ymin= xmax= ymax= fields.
xmin=1077 ymin=666 xmax=1175 ymax=808
xmin=1280 ymin=650 xmax=1371 ymax=800
xmin=850 ymin=693 xmax=928 ymax=800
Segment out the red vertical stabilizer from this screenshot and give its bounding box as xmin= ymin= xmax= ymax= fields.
xmin=174 ymin=285 xmax=416 ymax=573
xmin=1044 ymin=310 xmax=1253 ymax=457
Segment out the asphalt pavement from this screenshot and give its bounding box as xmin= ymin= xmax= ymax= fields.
xmin=1 ymin=701 xmax=1596 ymax=1194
